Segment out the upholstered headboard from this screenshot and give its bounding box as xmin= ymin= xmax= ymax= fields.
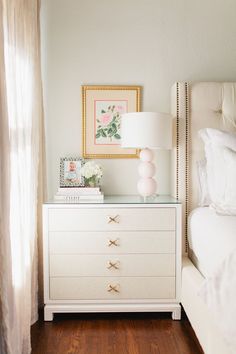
xmin=171 ymin=82 xmax=236 ymax=252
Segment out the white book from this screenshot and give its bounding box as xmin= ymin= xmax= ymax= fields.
xmin=79 ymin=195 xmax=104 ymax=200
xmin=57 ymin=187 xmax=101 ymax=196
xmin=54 ymin=194 xmax=104 ymax=201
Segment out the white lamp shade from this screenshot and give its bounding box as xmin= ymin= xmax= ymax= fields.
xmin=121 ymin=112 xmax=172 ymax=149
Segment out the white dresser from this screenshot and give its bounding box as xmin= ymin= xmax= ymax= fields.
xmin=43 ymin=195 xmax=182 ymax=321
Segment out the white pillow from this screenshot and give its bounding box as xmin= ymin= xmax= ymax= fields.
xmin=213 ymin=147 xmax=236 ymax=215
xmin=200 ymin=128 xmax=236 ymax=150
xmin=196 ymin=159 xmax=211 ymax=206
xmin=199 ymin=128 xmax=236 ymax=215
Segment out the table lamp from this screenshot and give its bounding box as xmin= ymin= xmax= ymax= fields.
xmin=121 ymin=112 xmax=172 ymax=198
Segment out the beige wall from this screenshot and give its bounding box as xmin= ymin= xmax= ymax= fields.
xmin=41 ymin=0 xmax=236 ymax=198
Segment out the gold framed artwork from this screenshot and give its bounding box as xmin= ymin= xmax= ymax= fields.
xmin=82 ymin=85 xmax=141 ymax=158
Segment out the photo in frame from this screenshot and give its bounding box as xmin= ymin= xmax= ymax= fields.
xmin=82 ymin=85 xmax=141 ymax=158
xmin=60 ymin=157 xmax=85 ymax=187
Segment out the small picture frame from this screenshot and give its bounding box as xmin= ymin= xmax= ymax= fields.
xmin=82 ymin=85 xmax=141 ymax=159
xmin=60 ymin=157 xmax=85 ymax=187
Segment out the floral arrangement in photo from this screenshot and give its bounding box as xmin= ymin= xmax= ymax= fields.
xmin=80 ymin=161 xmax=103 ymax=187
xmin=96 ymin=104 xmax=123 ymax=142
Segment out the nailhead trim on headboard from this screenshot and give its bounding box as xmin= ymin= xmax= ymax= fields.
xmin=175 ymin=82 xmax=189 ymax=254
xmin=176 ymin=82 xmax=179 ymax=201
xmin=185 ymin=82 xmax=189 ymax=253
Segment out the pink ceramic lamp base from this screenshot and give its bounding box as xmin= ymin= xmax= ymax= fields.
xmin=137 ymin=148 xmax=157 ymax=198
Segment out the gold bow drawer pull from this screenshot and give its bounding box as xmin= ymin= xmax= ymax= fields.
xmin=107 ymin=215 xmax=120 ymax=224
xmin=108 ymin=238 xmax=119 ymax=247
xmin=107 ymin=260 xmax=120 ymax=270
xmin=107 ymin=284 xmax=120 ymax=293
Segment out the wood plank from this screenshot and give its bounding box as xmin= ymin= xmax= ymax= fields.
xmin=31 ymin=312 xmax=203 ymax=354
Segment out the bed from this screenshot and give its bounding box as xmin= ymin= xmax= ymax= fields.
xmin=188 ymin=207 xmax=236 ymax=278
xmin=171 ymin=82 xmax=236 ymax=354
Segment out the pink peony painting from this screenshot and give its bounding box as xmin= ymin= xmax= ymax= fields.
xmin=95 ymin=100 xmax=127 ymax=145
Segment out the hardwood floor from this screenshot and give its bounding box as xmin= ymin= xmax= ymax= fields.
xmin=31 ymin=311 xmax=203 ymax=354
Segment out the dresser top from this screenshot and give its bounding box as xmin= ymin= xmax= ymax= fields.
xmin=45 ymin=195 xmax=180 ymax=205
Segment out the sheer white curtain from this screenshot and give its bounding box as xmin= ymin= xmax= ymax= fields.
xmin=0 ymin=0 xmax=44 ymax=353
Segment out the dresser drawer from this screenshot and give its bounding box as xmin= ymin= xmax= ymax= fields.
xmin=50 ymin=276 xmax=175 ymax=300
xmin=49 ymin=231 xmax=175 ymax=254
xmin=50 ymin=254 xmax=175 ymax=277
xmin=48 ymin=208 xmax=175 ymax=231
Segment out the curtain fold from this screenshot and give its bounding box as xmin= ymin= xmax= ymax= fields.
xmin=0 ymin=2 xmax=13 ymax=353
xmin=0 ymin=0 xmax=44 ymax=353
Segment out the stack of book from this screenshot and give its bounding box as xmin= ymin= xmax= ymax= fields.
xmin=54 ymin=187 xmax=104 ymax=202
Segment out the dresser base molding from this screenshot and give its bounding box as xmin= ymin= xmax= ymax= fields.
xmin=44 ymin=303 xmax=181 ymax=321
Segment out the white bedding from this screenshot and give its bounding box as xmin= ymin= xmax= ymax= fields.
xmin=200 ymin=247 xmax=236 ymax=352
xmin=188 ymin=207 xmax=236 ymax=277
xmin=188 ymin=207 xmax=236 ymax=351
